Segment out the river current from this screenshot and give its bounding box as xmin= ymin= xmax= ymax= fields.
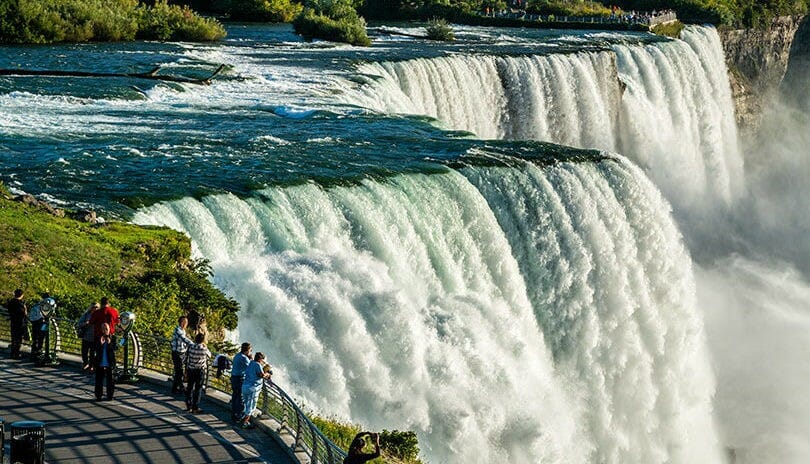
xmin=2 ymin=23 xmax=809 ymax=464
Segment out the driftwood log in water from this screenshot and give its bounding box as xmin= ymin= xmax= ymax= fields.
xmin=368 ymin=27 xmax=427 ymax=39
xmin=0 ymin=64 xmax=226 ymax=85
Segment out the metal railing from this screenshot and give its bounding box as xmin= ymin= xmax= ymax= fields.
xmin=0 ymin=307 xmax=347 ymax=464
xmin=480 ymin=9 xmax=678 ymax=27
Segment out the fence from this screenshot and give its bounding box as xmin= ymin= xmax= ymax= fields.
xmin=0 ymin=307 xmax=347 ymax=464
xmin=481 ymin=9 xmax=678 ymax=27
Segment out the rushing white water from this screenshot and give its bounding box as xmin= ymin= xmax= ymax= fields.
xmin=349 ymin=26 xmax=742 ymax=209
xmin=134 ymin=155 xmax=723 ymax=463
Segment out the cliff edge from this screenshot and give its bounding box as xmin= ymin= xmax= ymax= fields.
xmin=719 ymin=16 xmax=805 ymax=138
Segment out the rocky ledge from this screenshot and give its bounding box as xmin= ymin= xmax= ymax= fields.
xmin=719 ymin=16 xmax=805 ymax=138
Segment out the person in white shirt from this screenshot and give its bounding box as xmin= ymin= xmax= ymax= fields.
xmin=170 ymin=316 xmax=193 ymax=394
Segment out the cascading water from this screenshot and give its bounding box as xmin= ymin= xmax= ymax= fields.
xmin=134 ymin=153 xmax=723 ymax=463
xmin=349 ymin=27 xmax=742 ymax=209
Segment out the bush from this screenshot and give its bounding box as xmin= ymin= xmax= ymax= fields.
xmin=0 ymin=0 xmax=224 ymax=44
xmin=309 ymin=415 xmax=423 ymax=464
xmin=137 ymin=1 xmax=226 ymax=41
xmin=230 ymin=0 xmax=304 ymax=22
xmin=293 ymin=0 xmax=370 ymax=46
xmin=527 ymin=0 xmax=613 ymax=17
xmin=379 ymin=430 xmax=421 ymax=462
xmin=425 ymin=17 xmax=454 ymax=40
xmin=651 ymin=19 xmax=685 ymax=37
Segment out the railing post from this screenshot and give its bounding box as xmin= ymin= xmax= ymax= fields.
xmin=261 ymin=380 xmax=269 ymax=414
xmin=327 ymin=435 xmax=334 ymax=464
xmin=309 ymin=420 xmax=318 ymax=463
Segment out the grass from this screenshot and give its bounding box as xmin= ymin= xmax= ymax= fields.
xmin=651 ymin=20 xmax=685 ymax=37
xmin=0 ymin=183 xmax=238 ymax=338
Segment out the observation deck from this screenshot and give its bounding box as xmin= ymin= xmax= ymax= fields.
xmin=0 ymin=308 xmax=346 ymax=464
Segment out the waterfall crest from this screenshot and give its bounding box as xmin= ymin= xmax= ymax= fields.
xmin=348 ymin=26 xmax=741 ymax=208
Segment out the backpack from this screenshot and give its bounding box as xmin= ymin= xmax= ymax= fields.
xmin=214 ymin=354 xmax=232 ymax=378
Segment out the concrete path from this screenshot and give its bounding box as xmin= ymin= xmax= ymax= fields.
xmin=0 ymin=356 xmax=295 ymax=464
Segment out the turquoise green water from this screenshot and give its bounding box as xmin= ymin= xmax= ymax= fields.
xmin=0 ymin=23 xmax=654 ymax=216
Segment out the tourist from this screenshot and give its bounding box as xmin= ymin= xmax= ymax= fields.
xmin=187 ymin=308 xmax=206 ymax=333
xmin=185 ymin=332 xmax=211 ymax=414
xmin=94 ymin=322 xmax=116 ymax=401
xmin=27 ymin=294 xmax=48 ymax=359
xmin=170 ymin=316 xmax=193 ymax=394
xmin=230 ymin=342 xmax=252 ymax=421
xmin=90 ymin=297 xmax=120 ymax=338
xmin=344 ymin=432 xmax=381 ymax=464
xmin=240 ymin=351 xmax=271 ymax=429
xmin=77 ymin=302 xmax=100 ymax=371
xmin=6 ymin=288 xmax=27 ymax=359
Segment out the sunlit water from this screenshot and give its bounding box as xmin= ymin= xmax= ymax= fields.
xmin=2 ymin=23 xmax=809 ymax=464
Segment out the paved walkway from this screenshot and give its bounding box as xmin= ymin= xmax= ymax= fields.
xmin=0 ymin=355 xmax=294 ymax=464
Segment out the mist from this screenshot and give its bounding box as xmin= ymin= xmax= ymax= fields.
xmin=695 ymin=70 xmax=810 ymax=462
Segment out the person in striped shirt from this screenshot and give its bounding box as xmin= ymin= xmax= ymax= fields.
xmin=185 ymin=332 xmax=211 ymax=414
xmin=170 ymin=316 xmax=193 ymax=394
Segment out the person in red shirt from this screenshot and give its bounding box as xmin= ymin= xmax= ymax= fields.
xmin=90 ymin=297 xmax=120 ymax=338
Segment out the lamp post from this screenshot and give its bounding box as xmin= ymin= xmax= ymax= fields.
xmin=36 ymin=298 xmax=59 ymax=367
xmin=117 ymin=311 xmax=139 ymax=383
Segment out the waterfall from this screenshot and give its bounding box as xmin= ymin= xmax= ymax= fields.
xmin=133 ymin=153 xmax=722 ymax=463
xmin=348 ymin=26 xmax=742 ymax=208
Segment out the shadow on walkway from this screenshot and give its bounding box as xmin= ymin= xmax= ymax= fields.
xmin=0 ymin=355 xmax=292 ymax=464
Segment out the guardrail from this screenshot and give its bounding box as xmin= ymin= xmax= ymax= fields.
xmin=0 ymin=307 xmax=347 ymax=464
xmin=480 ymin=10 xmax=678 ymax=27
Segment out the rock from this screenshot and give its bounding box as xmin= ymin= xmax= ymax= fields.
xmin=13 ymin=194 xmax=65 ymax=217
xmin=14 ymin=194 xmax=39 ymax=205
xmin=73 ymin=209 xmax=97 ymax=223
xmin=719 ymin=16 xmax=804 ymax=138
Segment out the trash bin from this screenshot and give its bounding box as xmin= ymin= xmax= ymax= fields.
xmin=9 ymin=421 xmax=45 ymax=464
xmin=1 ymin=416 xmax=5 ymax=464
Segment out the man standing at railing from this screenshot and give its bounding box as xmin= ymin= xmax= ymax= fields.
xmin=7 ymin=288 xmax=27 ymax=359
xmin=170 ymin=316 xmax=193 ymax=394
xmin=27 ymin=294 xmax=48 ymax=360
xmin=230 ymin=342 xmax=252 ymax=422
xmin=90 ymin=297 xmax=120 ymax=338
xmin=185 ymin=332 xmax=211 ymax=414
xmin=240 ymin=352 xmax=271 ymax=429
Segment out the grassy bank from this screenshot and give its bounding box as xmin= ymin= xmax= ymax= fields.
xmin=0 ymin=0 xmax=225 ymax=44
xmin=0 ymin=183 xmax=238 ymax=338
xmin=651 ymin=19 xmax=685 ymax=36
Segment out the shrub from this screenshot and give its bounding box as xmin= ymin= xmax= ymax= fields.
xmin=0 ymin=0 xmax=224 ymax=44
xmin=425 ymin=17 xmax=454 ymax=40
xmin=293 ymin=0 xmax=370 ymax=46
xmin=651 ymin=19 xmax=685 ymax=37
xmin=230 ymin=0 xmax=304 ymax=22
xmin=379 ymin=430 xmax=421 ymax=462
xmin=137 ymin=1 xmax=226 ymax=42
xmin=309 ymin=415 xmax=424 ymax=464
